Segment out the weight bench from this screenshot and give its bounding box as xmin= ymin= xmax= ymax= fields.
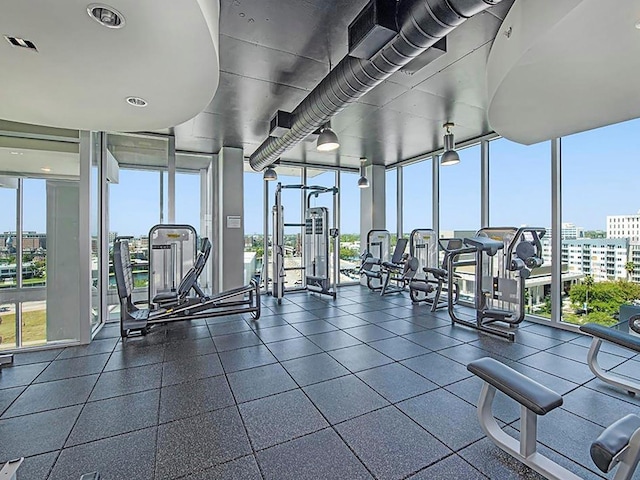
xmin=467 ymin=357 xmax=640 ymax=480
xmin=579 ymin=323 xmax=640 ymax=396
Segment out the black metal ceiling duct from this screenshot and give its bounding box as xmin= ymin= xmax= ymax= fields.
xmin=249 ymin=0 xmax=502 ymax=171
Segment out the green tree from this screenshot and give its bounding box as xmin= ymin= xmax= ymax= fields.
xmin=569 ymin=279 xmax=640 ymax=316
xmin=339 ymin=246 xmax=359 ymax=261
xmin=626 ymin=261 xmax=636 ymax=281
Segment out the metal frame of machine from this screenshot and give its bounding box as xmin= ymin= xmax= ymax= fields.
xmin=446 ymin=227 xmax=546 ymax=341
xmin=272 ymin=183 xmax=339 ymax=304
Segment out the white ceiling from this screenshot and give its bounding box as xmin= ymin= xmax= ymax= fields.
xmin=487 ymin=0 xmax=640 ymax=144
xmin=0 ymin=0 xmax=220 ymax=132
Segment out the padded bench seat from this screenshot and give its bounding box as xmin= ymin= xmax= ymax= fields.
xmin=580 ymin=323 xmax=640 ymax=354
xmin=591 ymin=414 xmax=640 ymax=473
xmin=467 ymin=357 xmax=563 ymax=415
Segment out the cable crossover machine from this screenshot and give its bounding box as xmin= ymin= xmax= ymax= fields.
xmin=271 ymin=183 xmax=339 ymax=304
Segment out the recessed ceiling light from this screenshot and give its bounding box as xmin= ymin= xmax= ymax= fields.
xmin=126 ymin=96 xmax=147 ymax=107
xmin=10 ymin=151 xmax=23 ymax=155
xmin=41 ymin=167 xmax=51 ymax=172
xmin=87 ymin=4 xmax=125 ymax=29
xmin=636 ymin=20 xmax=640 ymax=29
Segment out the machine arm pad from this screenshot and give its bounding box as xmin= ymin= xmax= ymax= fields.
xmin=467 ymin=357 xmax=563 ymax=415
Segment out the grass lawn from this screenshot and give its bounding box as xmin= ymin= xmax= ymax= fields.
xmin=0 ymin=310 xmax=47 ymax=349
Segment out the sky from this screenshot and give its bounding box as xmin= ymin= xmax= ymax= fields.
xmin=1 ymin=117 xmax=639 ymax=236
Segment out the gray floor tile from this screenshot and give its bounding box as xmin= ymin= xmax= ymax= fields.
xmin=104 ymin=344 xmax=165 ymax=371
xmin=35 ymin=354 xmax=109 ymax=383
xmin=282 ymin=352 xmax=350 ymax=386
xmin=377 ymin=319 xmax=427 ymax=336
xmin=163 ymin=337 xmax=217 ymax=362
xmin=165 ymin=325 xmax=212 ymax=343
xmin=326 ymin=315 xmax=370 ymax=329
xmin=515 ymin=330 xmax=565 ymax=350
xmin=239 ymin=389 xmax=328 ymax=450
xmin=56 ymin=338 xmax=118 ymax=359
xmin=162 ymin=353 xmax=223 ymax=386
xmin=402 ymin=352 xmax=473 ymax=386
xmin=329 ymin=344 xmax=394 ymax=372
xmin=344 ymin=324 xmax=396 ymax=342
xmin=524 ymin=324 xmax=581 ymax=341
xmin=0 ymin=405 xmax=81 ymax=459
xmin=213 ymin=331 xmax=262 ymax=352
xmin=67 ymin=389 xmax=160 ymax=446
xmin=253 ymin=324 xmax=302 ymax=343
xmin=291 ymin=319 xmax=338 ymax=335
xmin=90 ymin=363 xmax=162 ymax=401
xmin=398 ymin=389 xmax=485 ymax=451
xmin=470 ymin=337 xmax=540 ymax=361
xmin=2 ymin=374 xmax=98 ymax=418
xmin=257 ymin=428 xmax=373 ymax=480
xmin=0 ymin=362 xmax=48 ymax=389
xmin=562 ymin=386 xmax=640 ymax=428
xmin=518 ymin=352 xmax=595 ymax=384
xmin=336 ymin=407 xmax=450 ymax=480
xmin=303 ymin=375 xmax=389 ymax=424
xmin=228 ymin=363 xmax=297 ymax=403
xmin=265 ymin=336 xmax=323 ymax=362
xmin=156 ymin=407 xmax=252 ymax=479
xmin=508 ymin=362 xmax=580 ymax=396
xmin=403 ymin=331 xmax=463 ymax=351
xmin=408 ymin=454 xmax=486 ymax=480
xmin=445 ymin=376 xmax=521 ymax=424
xmin=160 ymin=375 xmax=234 ymax=424
xmin=208 ymin=319 xmax=252 ymax=335
xmin=183 ymin=455 xmax=262 ymax=479
xmin=278 ymin=311 xmax=319 ymax=323
xmin=49 ymin=427 xmax=157 ymax=480
xmin=307 ymin=330 xmax=362 ymax=351
xmin=303 ymin=306 xmax=346 ymax=318
xmin=356 ymin=363 xmax=438 ymax=403
xmin=12 ymin=349 xmax=62 ymax=366
xmin=432 ymin=324 xmax=484 ymax=342
xmin=368 ymin=336 xmax=431 ymax=361
xmin=0 ymin=386 xmax=24 ymax=416
xmin=355 ymin=310 xmax=399 ymax=324
xmin=547 ymin=342 xmax=627 ymax=369
xmin=248 ymin=315 xmax=290 ymax=329
xmin=18 ymin=451 xmax=58 ymax=480
xmin=218 ymin=345 xmax=278 ymax=373
xmin=458 ymin=437 xmax=545 ymax=480
xmin=439 ymin=343 xmax=510 ymax=365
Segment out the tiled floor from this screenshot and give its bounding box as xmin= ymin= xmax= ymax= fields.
xmin=2 ymin=286 xmax=640 ymax=479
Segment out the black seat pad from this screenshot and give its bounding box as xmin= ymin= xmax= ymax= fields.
xmin=467 ymin=357 xmax=563 ymax=415
xmin=153 ymin=292 xmax=178 ymax=303
xmin=424 ymin=267 xmax=447 ymax=279
xmin=580 ymin=323 xmax=640 ymax=353
xmin=591 ymin=414 xmax=640 ymax=473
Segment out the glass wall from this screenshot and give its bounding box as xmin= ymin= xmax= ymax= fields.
xmin=489 ymin=138 xmax=551 ymax=318
xmin=0 ymin=138 xmax=81 ymax=349
xmin=439 ymin=145 xmax=481 ymax=301
xmin=274 ymin=167 xmax=304 ymax=291
xmin=244 ymin=170 xmax=264 ymax=287
xmin=386 ymin=168 xmax=397 ymax=246
xmin=560 ymin=118 xmax=640 ymax=326
xmin=339 ymin=171 xmax=362 ymax=284
xmin=403 ymin=159 xmax=432 ymax=233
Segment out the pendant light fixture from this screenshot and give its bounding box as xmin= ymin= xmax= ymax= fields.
xmin=441 ymin=122 xmax=460 ymax=166
xmin=263 ymin=165 xmax=278 ymax=181
xmin=357 ymin=158 xmax=369 ymax=188
xmin=316 ymin=122 xmax=340 ymax=152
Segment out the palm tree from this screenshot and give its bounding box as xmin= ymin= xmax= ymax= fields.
xmin=625 ymin=261 xmax=635 ymax=281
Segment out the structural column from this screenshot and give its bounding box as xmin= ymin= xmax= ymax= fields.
xmin=213 ymin=147 xmax=245 ymax=293
xmin=360 ymin=164 xmax=385 ymax=285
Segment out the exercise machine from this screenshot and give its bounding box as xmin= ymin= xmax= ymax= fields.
xmin=407 ymin=229 xmax=460 ymax=310
xmin=378 ymin=238 xmax=410 ymax=295
xmin=468 ymin=357 xmax=640 ymax=480
xmin=113 ymin=227 xmax=260 ymax=338
xmin=271 ymin=183 xmax=339 ymax=303
xmin=446 ymin=227 xmax=546 ymax=341
xmin=359 ymin=230 xmax=391 ymax=291
xmin=0 ymin=353 xmax=12 ymax=369
xmin=580 ymin=322 xmax=640 ymax=396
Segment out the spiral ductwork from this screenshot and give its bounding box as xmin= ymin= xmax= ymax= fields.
xmin=249 ymin=0 xmax=502 ymax=171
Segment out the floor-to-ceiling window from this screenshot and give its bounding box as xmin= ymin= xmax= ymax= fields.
xmin=244 ymin=168 xmax=265 ymax=288
xmin=0 ymin=136 xmax=82 ymax=349
xmin=403 ymin=159 xmax=432 ymax=234
xmin=489 ymin=138 xmax=551 ymax=318
xmin=386 ymin=168 xmax=397 ymax=247
xmin=560 ymin=118 xmax=640 ymax=326
xmin=339 ymin=171 xmax=361 ymax=284
xmin=439 ymin=144 xmax=481 ymax=301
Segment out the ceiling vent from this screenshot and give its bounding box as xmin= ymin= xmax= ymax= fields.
xmin=4 ymin=36 xmax=38 ymax=51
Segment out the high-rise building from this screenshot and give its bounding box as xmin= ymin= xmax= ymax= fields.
xmin=607 ymin=211 xmax=640 ymax=242
xmin=563 ymin=238 xmax=629 ymax=282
